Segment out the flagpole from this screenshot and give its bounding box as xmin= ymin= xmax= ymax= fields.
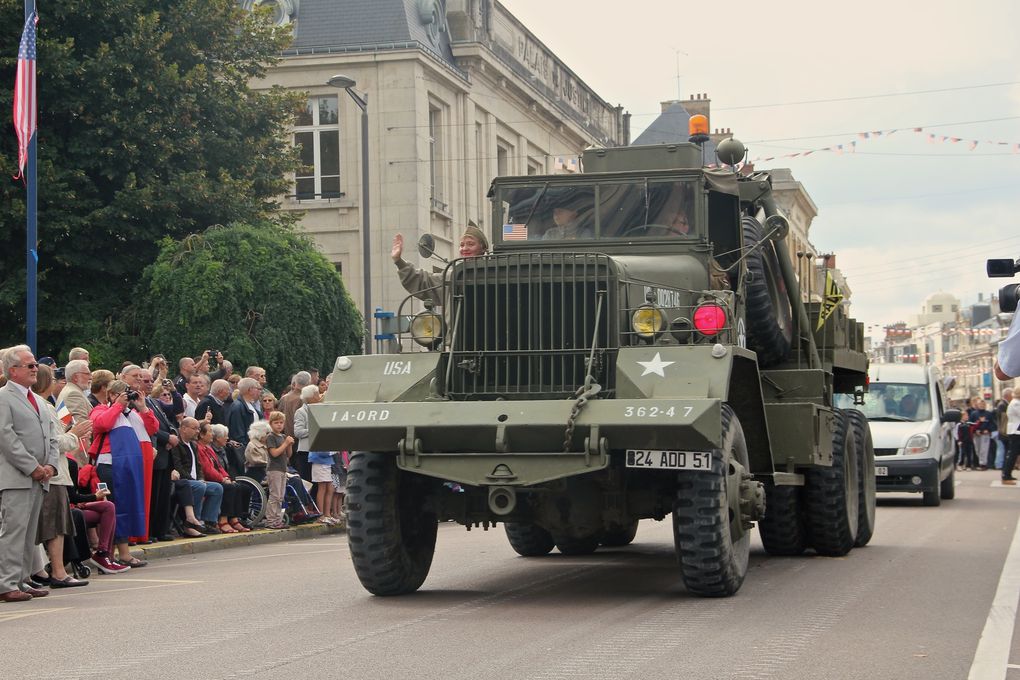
xmin=24 ymin=0 xmax=37 ymax=353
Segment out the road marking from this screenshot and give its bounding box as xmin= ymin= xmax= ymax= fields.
xmin=44 ymin=579 xmax=199 ymax=600
xmin=968 ymin=514 xmax=1020 ymax=680
xmin=0 ymin=606 xmax=70 ymax=624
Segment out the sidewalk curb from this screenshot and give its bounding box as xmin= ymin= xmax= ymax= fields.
xmin=130 ymin=521 xmax=346 ymax=561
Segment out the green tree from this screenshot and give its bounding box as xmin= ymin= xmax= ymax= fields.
xmin=0 ymin=0 xmax=303 ymax=355
xmin=136 ymin=221 xmax=363 ymax=388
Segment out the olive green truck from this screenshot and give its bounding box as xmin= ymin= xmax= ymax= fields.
xmin=308 ymin=137 xmax=875 ymax=598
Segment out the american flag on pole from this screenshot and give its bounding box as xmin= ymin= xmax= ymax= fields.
xmin=503 ymin=223 xmax=528 ymax=241
xmin=13 ymin=11 xmax=38 ymax=181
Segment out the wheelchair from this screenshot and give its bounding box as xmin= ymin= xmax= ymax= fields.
xmin=234 ymin=474 xmax=319 ymax=527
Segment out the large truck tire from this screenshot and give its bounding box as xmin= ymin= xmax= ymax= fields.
xmin=805 ymin=410 xmax=859 ymax=556
xmin=672 ymin=404 xmax=750 ymax=597
xmin=758 ymin=483 xmax=808 ymax=556
xmin=505 ymin=522 xmax=555 ymax=557
xmin=742 ymin=217 xmax=793 ymax=368
xmin=600 ymin=519 xmax=640 ymax=547
xmin=554 ymin=533 xmax=601 ymax=556
xmin=847 ymin=409 xmax=877 ymax=547
xmin=346 ymin=451 xmax=438 ymax=595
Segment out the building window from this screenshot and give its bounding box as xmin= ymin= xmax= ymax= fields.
xmin=294 ymin=95 xmax=340 ymax=200
xmin=932 ymin=304 xmax=943 ymax=312
xmin=496 ymin=141 xmax=511 ymax=177
xmin=429 ymin=104 xmax=447 ymax=211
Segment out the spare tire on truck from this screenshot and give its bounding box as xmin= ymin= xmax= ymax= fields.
xmin=741 ymin=216 xmax=793 ymax=368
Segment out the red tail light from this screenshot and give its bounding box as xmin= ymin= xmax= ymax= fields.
xmin=694 ymin=304 xmax=727 ymax=336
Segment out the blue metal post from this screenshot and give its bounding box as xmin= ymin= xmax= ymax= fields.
xmin=25 ymin=0 xmax=38 ymax=353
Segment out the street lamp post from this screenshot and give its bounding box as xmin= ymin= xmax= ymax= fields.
xmin=328 ymin=74 xmax=372 ymax=354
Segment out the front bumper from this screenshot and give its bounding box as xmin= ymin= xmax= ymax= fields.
xmin=875 ymin=456 xmax=939 ymax=494
xmin=308 ymin=398 xmax=723 ymax=486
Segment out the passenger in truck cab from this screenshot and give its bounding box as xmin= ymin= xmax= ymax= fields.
xmin=542 ymin=197 xmax=593 ymax=240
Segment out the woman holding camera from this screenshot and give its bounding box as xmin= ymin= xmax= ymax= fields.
xmin=88 ymin=380 xmax=158 ymax=568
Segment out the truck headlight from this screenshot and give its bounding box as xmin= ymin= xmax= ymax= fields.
xmin=631 ymin=305 xmax=666 ymax=340
xmin=904 ymin=434 xmax=930 ymax=454
xmin=410 ymin=311 xmax=444 ymax=349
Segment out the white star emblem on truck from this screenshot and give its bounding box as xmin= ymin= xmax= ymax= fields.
xmin=637 ymin=352 xmax=675 ymax=377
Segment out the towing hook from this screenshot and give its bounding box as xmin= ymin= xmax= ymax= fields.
xmin=488 ymin=486 xmax=517 ymax=516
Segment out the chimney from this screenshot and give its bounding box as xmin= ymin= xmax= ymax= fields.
xmin=683 ymin=93 xmax=711 ymax=126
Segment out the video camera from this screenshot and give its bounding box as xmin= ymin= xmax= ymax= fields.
xmin=987 ymin=259 xmax=1020 ymax=313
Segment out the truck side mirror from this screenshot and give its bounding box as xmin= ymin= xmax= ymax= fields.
xmin=941 ymin=408 xmax=962 ymax=424
xmin=417 ymin=234 xmax=437 ymax=259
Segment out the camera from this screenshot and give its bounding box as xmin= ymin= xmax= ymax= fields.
xmin=987 ymin=259 xmax=1020 ymax=313
xmin=125 ymin=389 xmax=140 ymax=402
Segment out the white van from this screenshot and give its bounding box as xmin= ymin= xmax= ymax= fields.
xmin=836 ymin=364 xmax=961 ymax=506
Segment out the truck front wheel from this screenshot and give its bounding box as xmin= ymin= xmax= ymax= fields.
xmin=504 ymin=522 xmax=555 ymax=557
xmin=346 ymin=451 xmax=438 ymax=596
xmin=672 ymin=404 xmax=750 ymax=597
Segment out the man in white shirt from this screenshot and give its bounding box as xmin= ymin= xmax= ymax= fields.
xmin=1003 ymin=391 xmax=1020 ymax=484
xmin=182 ymin=373 xmax=209 ymax=419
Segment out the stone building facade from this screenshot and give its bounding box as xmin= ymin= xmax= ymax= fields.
xmin=247 ymin=0 xmax=629 ymax=330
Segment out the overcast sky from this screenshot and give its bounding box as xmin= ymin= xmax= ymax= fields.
xmin=504 ymin=0 xmax=1020 ymax=337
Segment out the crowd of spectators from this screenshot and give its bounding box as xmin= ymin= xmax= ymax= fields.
xmin=0 ymin=345 xmax=343 ymax=602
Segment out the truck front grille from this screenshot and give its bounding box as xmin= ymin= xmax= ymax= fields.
xmin=440 ymin=252 xmax=618 ymax=400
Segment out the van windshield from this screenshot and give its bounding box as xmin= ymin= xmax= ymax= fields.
xmin=833 ymin=382 xmax=932 ymax=422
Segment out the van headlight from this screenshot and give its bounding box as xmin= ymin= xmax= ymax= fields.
xmin=410 ymin=311 xmax=444 ymax=349
xmin=904 ymin=434 xmax=930 ymax=454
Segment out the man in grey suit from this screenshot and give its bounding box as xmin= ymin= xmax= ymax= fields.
xmin=0 ymin=345 xmax=59 ymax=602
xmin=57 ymin=359 xmax=93 ymax=460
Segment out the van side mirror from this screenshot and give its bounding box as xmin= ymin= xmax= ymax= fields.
xmin=941 ymin=409 xmax=962 ymax=424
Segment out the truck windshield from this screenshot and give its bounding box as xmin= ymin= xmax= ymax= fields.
xmin=498 ymin=180 xmax=696 ymax=243
xmin=834 ymin=383 xmax=933 ymax=422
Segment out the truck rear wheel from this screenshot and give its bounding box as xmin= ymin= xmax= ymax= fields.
xmin=805 ymin=410 xmax=859 ymax=556
xmin=554 ymin=533 xmax=601 ymax=556
xmin=600 ymin=520 xmax=640 ymax=547
xmin=758 ymin=484 xmax=808 ymax=556
xmin=672 ymin=404 xmax=750 ymax=597
xmin=847 ymin=409 xmax=877 ymax=547
xmin=742 ymin=217 xmax=793 ymax=368
xmin=346 ymin=451 xmax=438 ymax=596
xmin=504 ymin=522 xmax=555 ymax=557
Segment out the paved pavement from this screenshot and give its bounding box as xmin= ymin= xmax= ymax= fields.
xmin=129 ymin=518 xmax=346 ymax=560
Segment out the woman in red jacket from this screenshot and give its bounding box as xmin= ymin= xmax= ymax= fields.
xmin=196 ymin=421 xmax=251 ymax=533
xmin=88 ymin=380 xmax=159 ymax=567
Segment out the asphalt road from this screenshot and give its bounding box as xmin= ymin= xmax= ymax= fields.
xmin=5 ymin=469 xmax=1020 ymax=680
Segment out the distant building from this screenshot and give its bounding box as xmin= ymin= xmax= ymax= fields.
xmin=872 ymin=293 xmax=1013 ymax=401
xmin=911 ymin=292 xmax=959 ymax=327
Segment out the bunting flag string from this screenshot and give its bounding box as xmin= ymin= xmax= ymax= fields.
xmin=749 ymin=126 xmax=1020 ymax=163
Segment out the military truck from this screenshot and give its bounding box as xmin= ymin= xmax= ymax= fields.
xmin=308 ymin=135 xmax=876 ymax=598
